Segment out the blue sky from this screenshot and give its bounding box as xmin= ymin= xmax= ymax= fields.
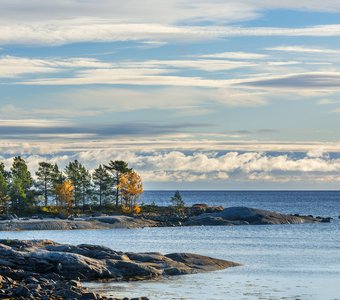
xmin=1 ymin=0 xmax=340 ymax=189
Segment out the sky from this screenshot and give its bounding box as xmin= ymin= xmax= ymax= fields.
xmin=1 ymin=0 xmax=340 ymax=190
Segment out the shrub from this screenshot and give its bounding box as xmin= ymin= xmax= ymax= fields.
xmin=121 ymin=206 xmax=131 ymax=214
xmin=133 ymin=205 xmax=142 ymax=214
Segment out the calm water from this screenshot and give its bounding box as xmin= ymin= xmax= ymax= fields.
xmin=1 ymin=191 xmax=340 ymax=300
xmin=141 ymin=190 xmax=340 ymax=217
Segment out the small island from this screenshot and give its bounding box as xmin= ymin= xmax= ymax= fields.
xmin=0 ymin=157 xmax=332 ymax=232
xmin=0 ymin=205 xmax=332 ymax=232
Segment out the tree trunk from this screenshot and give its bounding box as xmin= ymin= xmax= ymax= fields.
xmin=115 ymin=171 xmax=119 ymax=207
xmin=44 ymin=178 xmax=48 ymax=206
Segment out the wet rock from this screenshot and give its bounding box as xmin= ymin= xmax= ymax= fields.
xmin=82 ymin=292 xmax=98 ymax=299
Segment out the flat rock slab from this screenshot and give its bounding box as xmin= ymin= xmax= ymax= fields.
xmin=0 ymin=216 xmax=158 ymax=231
xmin=88 ymin=216 xmax=158 ymax=228
xmin=0 ymin=219 xmax=114 ymax=231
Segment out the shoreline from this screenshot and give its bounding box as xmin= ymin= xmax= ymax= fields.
xmin=0 ymin=206 xmax=332 ymax=232
xmin=0 ymin=239 xmax=240 ymax=299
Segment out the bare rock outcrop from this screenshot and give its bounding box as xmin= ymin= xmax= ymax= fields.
xmin=0 ymin=239 xmax=239 ymax=299
xmin=185 ymin=206 xmax=331 ymax=226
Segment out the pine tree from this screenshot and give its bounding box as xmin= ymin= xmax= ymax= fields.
xmin=104 ymin=160 xmax=132 ymax=206
xmin=51 ymin=164 xmax=65 ymax=205
xmin=171 ymin=191 xmax=185 ymax=216
xmin=65 ymin=160 xmax=91 ymax=208
xmin=35 ymin=162 xmax=54 ymax=206
xmin=10 ymin=156 xmax=33 ymax=212
xmin=0 ymin=163 xmax=10 ymax=214
xmin=93 ymin=165 xmax=112 ymax=207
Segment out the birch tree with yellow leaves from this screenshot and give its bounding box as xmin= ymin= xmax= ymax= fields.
xmin=55 ymin=180 xmax=74 ymax=208
xmin=118 ymin=171 xmax=143 ymax=212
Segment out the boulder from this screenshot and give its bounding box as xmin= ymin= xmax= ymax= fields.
xmin=186 ymin=206 xmax=328 ymax=225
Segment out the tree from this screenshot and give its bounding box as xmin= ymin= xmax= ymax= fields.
xmin=65 ymin=160 xmax=91 ymax=208
xmin=171 ymin=191 xmax=185 ymax=216
xmin=93 ymin=165 xmax=112 ymax=207
xmin=104 ymin=160 xmax=132 ymax=206
xmin=11 ymin=157 xmax=32 ymax=190
xmin=0 ymin=163 xmax=10 ymax=214
xmin=10 ymin=156 xmax=33 ymax=211
xmin=0 ymin=162 xmax=10 ymax=179
xmin=35 ymin=162 xmax=55 ymax=206
xmin=55 ymin=180 xmax=74 ymax=208
xmin=118 ymin=171 xmax=143 ymax=210
xmin=79 ymin=167 xmax=92 ymax=208
xmin=50 ymin=164 xmax=65 ymax=205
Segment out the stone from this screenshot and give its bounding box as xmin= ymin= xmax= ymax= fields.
xmin=70 ymin=280 xmax=82 ymax=288
xmin=13 ymin=286 xmax=30 ymax=297
xmin=185 ymin=206 xmax=330 ymax=226
xmin=82 ymin=292 xmax=98 ymax=299
xmin=0 ymin=239 xmax=240 ymax=300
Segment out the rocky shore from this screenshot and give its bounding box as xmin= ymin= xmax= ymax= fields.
xmin=0 ymin=239 xmax=239 ymax=299
xmin=0 ymin=216 xmax=157 ymax=231
xmin=184 ymin=206 xmax=332 ymax=226
xmin=0 ymin=206 xmax=332 ymax=232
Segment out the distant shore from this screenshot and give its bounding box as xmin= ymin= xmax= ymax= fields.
xmin=0 ymin=206 xmax=332 ymax=231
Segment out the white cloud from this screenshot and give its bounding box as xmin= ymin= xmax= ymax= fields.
xmin=318 ymin=99 xmax=339 ymax=105
xmin=0 ymin=119 xmax=68 ymax=127
xmin=0 ymin=56 xmax=112 ymax=78
xmin=306 ymin=149 xmax=328 ymax=158
xmin=61 ymin=87 xmax=267 ymax=112
xmin=0 ymin=1 xmax=259 ymax=24
xmin=1 ymin=1 xmax=340 ymax=46
xmin=240 ymin=72 xmax=340 ymax=91
xmin=267 ymin=46 xmax=340 ymax=54
xmin=195 ymin=52 xmax=268 ymax=60
xmin=2 ymin=1 xmax=340 ymax=25
xmin=2 ymin=150 xmax=340 ymax=184
xmin=2 ymin=21 xmax=340 ymax=46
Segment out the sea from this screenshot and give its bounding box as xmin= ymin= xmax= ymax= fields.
xmin=2 ymin=191 xmax=340 ymax=300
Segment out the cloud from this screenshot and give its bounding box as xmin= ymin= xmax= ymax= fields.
xmin=2 ymin=1 xmax=340 ymax=46
xmin=2 ymin=1 xmax=340 ymax=25
xmin=0 ymin=85 xmax=267 ymax=121
xmin=2 ymin=20 xmax=340 ymax=46
xmin=266 ymin=46 xmax=340 ymax=54
xmin=0 ymin=121 xmax=209 ymax=140
xmin=240 ymin=72 xmax=340 ymax=90
xmin=196 ymin=52 xmax=268 ymax=60
xmin=60 ymin=87 xmax=267 ymax=112
xmin=0 ymin=1 xmax=259 ymax=25
xmin=0 ymin=56 xmax=112 ymax=78
xmin=19 ymin=71 xmax=229 ymax=87
xmin=318 ymin=99 xmax=339 ymax=105
xmin=0 ymin=119 xmax=69 ymax=127
xmin=2 ymin=150 xmax=340 ymax=184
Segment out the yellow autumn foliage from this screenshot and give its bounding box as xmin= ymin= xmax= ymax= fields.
xmin=55 ymin=180 xmax=74 ymax=208
xmin=133 ymin=205 xmax=142 ymax=214
xmin=118 ymin=171 xmax=143 ymax=209
xmin=121 ymin=206 xmax=131 ymax=214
